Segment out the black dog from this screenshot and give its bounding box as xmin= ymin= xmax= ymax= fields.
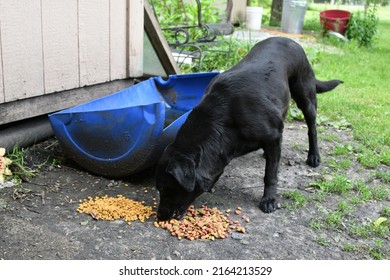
xmin=156 ymin=37 xmax=342 ymax=221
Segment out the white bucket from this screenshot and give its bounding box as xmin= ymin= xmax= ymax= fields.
xmin=246 ymin=6 xmax=263 ymax=31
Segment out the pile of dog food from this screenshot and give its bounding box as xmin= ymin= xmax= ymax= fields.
xmin=77 ymin=196 xmax=249 ymax=241
xmin=77 ymin=195 xmax=154 ymax=224
xmin=154 ymin=205 xmax=248 ymax=240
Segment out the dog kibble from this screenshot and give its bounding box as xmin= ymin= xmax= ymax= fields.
xmin=77 ymin=195 xmax=154 ymax=224
xmin=156 ymin=205 xmax=247 ymax=241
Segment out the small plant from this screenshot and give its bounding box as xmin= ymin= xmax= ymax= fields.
xmin=342 ymin=243 xmax=358 ymax=253
xmin=380 ymin=206 xmax=390 ymax=217
xmin=314 ymin=236 xmax=330 ymax=246
xmin=332 ymin=144 xmax=354 ymax=156
xmin=374 ymin=171 xmax=390 ymax=183
xmin=7 ymin=146 xmax=40 ymax=184
xmin=325 ymin=210 xmax=344 ymax=229
xmin=282 ymin=190 xmax=308 ymax=209
xmin=345 ymin=3 xmax=379 ymax=48
xmin=350 ymin=217 xmax=389 ymax=238
xmin=313 ymin=174 xmax=353 ymax=195
xmin=369 ymin=239 xmax=386 ymax=260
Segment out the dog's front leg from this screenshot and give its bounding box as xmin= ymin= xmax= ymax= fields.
xmin=259 ymin=139 xmax=281 ymax=213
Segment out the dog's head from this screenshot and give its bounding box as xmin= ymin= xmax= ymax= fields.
xmin=155 ymin=145 xmax=212 ymax=221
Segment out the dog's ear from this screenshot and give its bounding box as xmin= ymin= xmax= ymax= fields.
xmin=193 ymin=146 xmax=213 ymax=192
xmin=166 ymin=156 xmax=196 ymax=192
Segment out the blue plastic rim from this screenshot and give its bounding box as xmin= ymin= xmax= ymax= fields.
xmin=49 ymin=72 xmax=219 ymax=177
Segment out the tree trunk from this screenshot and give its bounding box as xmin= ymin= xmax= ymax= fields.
xmin=270 ymin=0 xmax=283 ymax=26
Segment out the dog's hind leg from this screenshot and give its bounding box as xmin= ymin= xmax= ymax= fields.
xmin=291 ymin=84 xmax=321 ymax=167
xmin=260 ymin=137 xmax=282 ymax=213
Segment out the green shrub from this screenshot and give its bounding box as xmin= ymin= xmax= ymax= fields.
xmin=345 ymin=4 xmax=379 ymax=48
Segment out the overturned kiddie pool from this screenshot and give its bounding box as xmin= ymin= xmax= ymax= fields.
xmin=49 ymin=72 xmax=219 ymax=177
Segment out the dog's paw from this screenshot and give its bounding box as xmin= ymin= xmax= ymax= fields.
xmin=306 ymin=154 xmax=321 ymax=167
xmin=259 ymin=197 xmax=278 ymax=213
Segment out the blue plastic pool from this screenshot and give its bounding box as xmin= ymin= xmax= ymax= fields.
xmin=49 ymin=72 xmax=219 ymax=177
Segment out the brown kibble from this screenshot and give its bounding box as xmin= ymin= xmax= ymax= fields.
xmin=77 ymin=195 xmax=154 ymax=224
xmin=156 ymin=205 xmax=249 ymax=241
xmin=235 ymin=209 xmax=241 ymax=215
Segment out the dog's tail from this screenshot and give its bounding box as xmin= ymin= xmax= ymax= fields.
xmin=316 ymin=79 xmax=343 ymax=93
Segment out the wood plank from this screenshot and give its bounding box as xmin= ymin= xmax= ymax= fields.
xmin=0 ymin=0 xmax=44 ymax=102
xmin=110 ymin=0 xmax=128 ymax=80
xmin=78 ymin=0 xmax=110 ymax=86
xmin=128 ymin=0 xmax=144 ymax=77
xmin=42 ymin=0 xmax=79 ymax=93
xmin=0 ymin=79 xmax=134 ymax=126
xmin=144 ymin=1 xmax=180 ymax=76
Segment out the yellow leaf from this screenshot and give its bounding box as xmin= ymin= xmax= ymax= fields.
xmin=0 ymin=148 xmax=5 ymax=157
xmin=373 ymin=217 xmax=387 ymax=227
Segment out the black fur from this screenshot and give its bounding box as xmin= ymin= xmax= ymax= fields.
xmin=156 ymin=37 xmax=342 ymax=221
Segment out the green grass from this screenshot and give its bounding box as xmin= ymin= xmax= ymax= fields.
xmin=313 ymin=174 xmax=353 ymax=194
xmin=282 ymin=190 xmax=308 ymax=209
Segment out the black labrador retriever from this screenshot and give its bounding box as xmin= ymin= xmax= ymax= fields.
xmin=156 ymin=37 xmax=342 ymax=221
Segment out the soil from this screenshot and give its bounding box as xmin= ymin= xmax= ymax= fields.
xmin=1 ymin=119 xmax=388 ymax=260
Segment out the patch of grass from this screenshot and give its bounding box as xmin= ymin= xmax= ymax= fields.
xmin=381 ymin=206 xmax=390 ymax=217
xmin=313 ymin=174 xmax=353 ymax=195
xmin=350 ymin=217 xmax=389 ymax=239
xmin=282 ymin=190 xmax=308 ymax=209
xmin=328 ymin=159 xmax=352 ymax=170
xmin=314 ymin=236 xmax=330 ymax=247
xmin=331 ymin=144 xmax=354 ymax=156
xmin=321 ymin=133 xmax=341 ymax=142
xmin=342 ymin=243 xmax=358 ymax=253
xmin=353 ymin=181 xmax=389 ymax=202
xmin=325 ymin=210 xmax=344 ymax=229
xmin=309 ymin=218 xmax=324 ymax=231
xmin=369 ymin=239 xmax=386 ymax=260
xmin=373 ymin=170 xmax=390 ymax=183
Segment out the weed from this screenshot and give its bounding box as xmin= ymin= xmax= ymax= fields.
xmin=353 ymin=181 xmax=374 ymax=201
xmin=350 ymin=217 xmax=389 ymax=239
xmin=314 ymin=236 xmax=330 ymax=247
xmin=369 ymin=239 xmax=386 ymax=260
xmin=342 ymin=243 xmax=358 ymax=253
xmin=328 ymin=159 xmax=352 ymax=170
xmin=381 ymin=206 xmax=390 ymax=217
xmin=309 ymin=218 xmax=324 ymax=231
xmin=332 ymin=144 xmax=354 ymax=156
xmin=337 ymin=200 xmax=355 ymax=215
xmin=313 ymin=174 xmax=353 ymax=195
xmin=7 ymin=146 xmax=40 ymax=184
xmin=357 ymin=148 xmax=382 ymax=169
xmin=282 ymin=190 xmax=308 ymax=209
xmin=322 ymin=133 xmax=340 ymax=142
xmin=374 ymin=171 xmax=390 ymax=183
xmin=325 ymin=210 xmax=344 ymax=229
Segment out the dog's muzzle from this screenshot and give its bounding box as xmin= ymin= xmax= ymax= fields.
xmin=157 ymin=206 xmax=186 ymax=221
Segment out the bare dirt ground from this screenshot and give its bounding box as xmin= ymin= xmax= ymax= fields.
xmin=1 ymin=119 xmax=388 ymax=260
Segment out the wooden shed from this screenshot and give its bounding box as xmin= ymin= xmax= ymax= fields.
xmin=0 ymin=0 xmax=178 ymax=149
